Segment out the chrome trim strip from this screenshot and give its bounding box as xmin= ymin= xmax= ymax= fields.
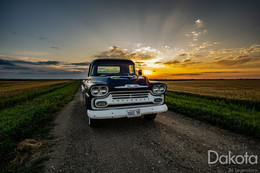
xmin=114 ymin=84 xmax=148 ymax=89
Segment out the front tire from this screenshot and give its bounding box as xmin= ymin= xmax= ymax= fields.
xmin=89 ymin=117 xmax=99 ymax=127
xmin=144 ymin=114 xmax=157 ymax=120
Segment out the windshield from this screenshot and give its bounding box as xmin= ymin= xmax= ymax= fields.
xmin=91 ymin=61 xmax=135 ymax=76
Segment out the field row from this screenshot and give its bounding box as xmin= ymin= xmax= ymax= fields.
xmin=0 ymin=80 xmax=71 ymax=98
xmin=0 ymin=81 xmax=81 ymax=165
xmin=165 ymin=91 xmax=260 ymax=139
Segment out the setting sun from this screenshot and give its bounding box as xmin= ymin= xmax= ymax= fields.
xmin=143 ymin=70 xmax=152 ymax=75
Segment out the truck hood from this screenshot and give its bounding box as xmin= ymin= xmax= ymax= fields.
xmin=87 ymin=76 xmax=149 ymax=90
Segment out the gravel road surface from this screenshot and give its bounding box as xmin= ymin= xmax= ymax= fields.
xmin=44 ymin=89 xmax=259 ymax=172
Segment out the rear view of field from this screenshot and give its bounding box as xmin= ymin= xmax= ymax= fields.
xmin=0 ymin=80 xmax=80 ymax=170
xmin=163 ymin=79 xmax=260 ymax=102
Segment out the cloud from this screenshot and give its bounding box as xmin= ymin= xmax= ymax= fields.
xmin=94 ymin=46 xmax=160 ymax=61
xmin=199 ymin=42 xmax=219 ymax=49
xmin=209 ymin=49 xmax=233 ymax=55
xmin=240 ymin=44 xmax=260 ymax=54
xmin=214 ymin=55 xmax=251 ymax=66
xmin=51 ymin=46 xmax=60 ymax=50
xmin=163 ymin=60 xmax=181 ymax=65
xmin=163 ymin=58 xmax=201 ymax=66
xmin=195 ymin=19 xmax=204 ymax=28
xmin=135 ymin=61 xmax=147 ymax=67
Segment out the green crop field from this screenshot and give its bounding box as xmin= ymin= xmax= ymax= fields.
xmin=0 ymin=80 xmax=81 ymax=165
xmin=163 ymin=80 xmax=260 ymax=139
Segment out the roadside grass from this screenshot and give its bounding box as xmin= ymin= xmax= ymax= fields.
xmin=0 ymin=80 xmax=80 ymax=169
xmin=165 ymin=91 xmax=260 ymax=139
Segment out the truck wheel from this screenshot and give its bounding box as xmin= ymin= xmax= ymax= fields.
xmin=144 ymin=114 xmax=157 ymax=120
xmin=89 ymin=117 xmax=99 ymax=127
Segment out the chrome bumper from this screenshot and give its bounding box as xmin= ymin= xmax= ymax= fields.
xmin=87 ymin=104 xmax=168 ymax=119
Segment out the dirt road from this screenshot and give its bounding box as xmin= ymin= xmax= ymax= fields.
xmin=44 ymin=90 xmax=259 ymax=172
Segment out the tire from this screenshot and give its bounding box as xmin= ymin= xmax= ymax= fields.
xmin=89 ymin=117 xmax=99 ymax=127
xmin=144 ymin=114 xmax=157 ymax=120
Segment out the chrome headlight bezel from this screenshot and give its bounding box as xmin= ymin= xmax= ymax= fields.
xmin=152 ymin=84 xmax=166 ymax=94
xmin=90 ymin=85 xmax=109 ymax=97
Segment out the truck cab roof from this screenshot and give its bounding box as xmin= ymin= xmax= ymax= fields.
xmin=91 ymin=59 xmax=134 ymax=64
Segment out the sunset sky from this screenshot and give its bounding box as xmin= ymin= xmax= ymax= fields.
xmin=0 ymin=0 xmax=259 ymax=79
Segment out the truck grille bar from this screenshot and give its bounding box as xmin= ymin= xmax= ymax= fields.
xmin=111 ymin=93 xmax=149 ymax=99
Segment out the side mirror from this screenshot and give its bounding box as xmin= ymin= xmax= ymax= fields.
xmin=138 ymin=69 xmax=142 ymax=76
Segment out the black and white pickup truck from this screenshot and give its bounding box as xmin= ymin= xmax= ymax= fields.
xmin=82 ymin=59 xmax=168 ymax=127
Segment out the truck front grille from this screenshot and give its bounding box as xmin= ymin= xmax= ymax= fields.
xmin=111 ymin=93 xmax=149 ymax=100
xmin=92 ymin=90 xmax=163 ymax=110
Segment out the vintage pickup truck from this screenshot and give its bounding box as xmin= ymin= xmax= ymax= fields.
xmin=82 ymin=59 xmax=168 ymax=127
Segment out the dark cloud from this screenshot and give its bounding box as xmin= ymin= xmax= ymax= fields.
xmin=179 ymin=53 xmax=187 ymax=56
xmin=2 ymin=65 xmax=31 ymax=70
xmin=0 ymin=59 xmax=31 ymax=70
xmin=183 ymin=59 xmax=192 ymax=62
xmin=37 ymin=61 xmax=60 ymax=65
xmin=0 ymin=59 xmax=16 ymax=66
xmin=163 ymin=58 xmax=201 ymax=66
xmin=51 ymin=46 xmax=60 ymax=50
xmin=1 ymin=58 xmax=90 ymax=67
xmin=71 ymin=67 xmax=88 ymax=71
xmin=12 ymin=60 xmax=36 ymax=65
xmin=163 ymin=60 xmax=181 ymax=65
xmin=0 ymin=57 xmax=88 ymax=79
xmin=69 ymin=62 xmax=90 ymax=66
xmin=214 ymin=56 xmax=251 ymax=66
xmin=94 ymin=46 xmax=131 ymax=59
xmin=38 ymin=36 xmax=48 ymax=40
xmin=2 ymin=59 xmax=61 ymax=66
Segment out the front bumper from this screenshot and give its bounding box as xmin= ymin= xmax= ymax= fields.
xmin=87 ymin=104 xmax=168 ymax=119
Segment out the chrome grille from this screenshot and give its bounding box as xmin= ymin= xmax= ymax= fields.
xmin=111 ymin=93 xmax=149 ymax=99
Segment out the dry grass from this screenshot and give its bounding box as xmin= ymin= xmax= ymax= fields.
xmin=162 ymin=80 xmax=260 ymax=102
xmin=7 ymin=139 xmax=55 ymax=170
xmin=0 ymin=80 xmax=71 ymax=98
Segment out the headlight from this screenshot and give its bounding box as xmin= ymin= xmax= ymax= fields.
xmin=152 ymin=86 xmax=159 ymax=93
xmin=100 ymin=87 xmax=108 ymax=94
xmin=91 ymin=86 xmax=109 ymax=96
xmin=152 ymin=84 xmax=166 ymax=94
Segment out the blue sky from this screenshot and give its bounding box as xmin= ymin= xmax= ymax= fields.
xmin=0 ymin=0 xmax=259 ymax=79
